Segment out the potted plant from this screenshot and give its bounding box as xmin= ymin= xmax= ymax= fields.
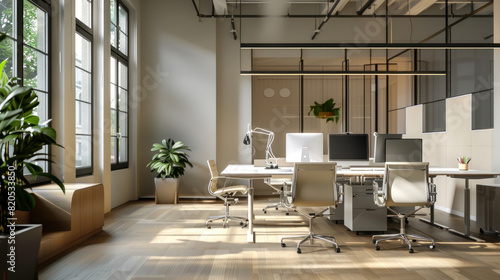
xmin=0 ymin=32 xmax=65 ymax=279
xmin=307 ymin=98 xmax=341 ymax=123
xmin=146 ymin=139 xmax=193 ymax=204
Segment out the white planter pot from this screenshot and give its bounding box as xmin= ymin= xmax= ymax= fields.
xmin=154 ymin=177 xmax=179 ymax=204
xmin=0 ymin=224 xmax=42 ymax=280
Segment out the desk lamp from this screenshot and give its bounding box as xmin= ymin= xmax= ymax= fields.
xmin=243 ymin=124 xmax=278 ymax=169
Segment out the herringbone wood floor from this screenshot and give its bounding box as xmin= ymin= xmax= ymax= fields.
xmin=39 ymin=198 xmax=500 ymax=280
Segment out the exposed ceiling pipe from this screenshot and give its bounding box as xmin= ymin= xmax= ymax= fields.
xmin=311 ymin=0 xmax=341 ymax=40
xmin=357 ymin=0 xmax=376 ymax=15
xmin=191 ymin=0 xmax=201 ymax=17
xmin=420 ymin=0 xmax=493 ymax=43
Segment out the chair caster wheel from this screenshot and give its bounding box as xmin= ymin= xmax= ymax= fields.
xmin=429 ymin=244 xmax=436 ymax=249
xmin=412 ymin=239 xmax=417 ymax=242
xmin=480 ymin=228 xmax=485 ymax=234
xmin=276 ymin=207 xmax=278 ymax=210
xmin=372 ymin=239 xmax=376 ymax=244
xmin=263 ymin=210 xmax=267 ymax=214
xmin=409 ymin=248 xmax=414 ymax=253
xmin=297 ymin=248 xmax=302 ymax=254
xmin=207 ymin=225 xmax=211 ymax=229
xmin=335 ymin=248 xmax=341 ymax=253
xmin=285 ymin=212 xmax=290 ymax=216
xmin=240 ymin=221 xmax=244 ymax=226
xmin=281 ymin=243 xmax=286 ymax=248
xmin=375 ymin=245 xmax=380 ymax=251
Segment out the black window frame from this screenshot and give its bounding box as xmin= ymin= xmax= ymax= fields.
xmin=4 ymin=0 xmax=53 ymax=184
xmin=75 ymin=1 xmax=94 ymax=177
xmin=110 ymin=0 xmax=129 ymax=170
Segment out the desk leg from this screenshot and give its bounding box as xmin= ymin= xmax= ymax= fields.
xmin=247 ymin=180 xmax=255 ymax=243
xmin=447 ymin=179 xmax=484 ymax=242
xmin=419 ymin=177 xmax=449 ymax=230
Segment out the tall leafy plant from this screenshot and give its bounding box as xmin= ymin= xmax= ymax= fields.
xmin=146 ymin=139 xmax=193 ymax=179
xmin=0 ymin=32 xmax=65 ymax=234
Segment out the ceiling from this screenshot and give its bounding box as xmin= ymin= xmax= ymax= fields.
xmin=192 ymin=0 xmax=493 ymax=18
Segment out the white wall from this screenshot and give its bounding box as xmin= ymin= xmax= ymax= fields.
xmin=216 ymin=19 xmax=253 ymax=169
xmin=405 ymin=95 xmax=494 ymax=219
xmin=137 ymin=0 xmax=217 ymax=197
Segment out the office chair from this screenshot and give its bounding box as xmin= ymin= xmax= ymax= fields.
xmin=280 ymin=162 xmax=343 ymax=254
xmin=206 ymin=160 xmax=249 ymax=229
xmin=254 ymin=158 xmax=294 ymax=215
xmin=372 ymin=162 xmax=437 ymax=253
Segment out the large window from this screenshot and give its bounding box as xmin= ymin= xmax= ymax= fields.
xmin=110 ymin=0 xmax=128 ymax=170
xmin=0 ymin=0 xmax=51 ymax=178
xmin=75 ymin=0 xmax=93 ymax=176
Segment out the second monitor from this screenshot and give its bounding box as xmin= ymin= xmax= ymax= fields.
xmin=328 ymin=134 xmax=369 ymax=163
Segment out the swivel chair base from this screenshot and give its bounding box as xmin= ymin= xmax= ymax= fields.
xmin=280 ymin=211 xmax=340 ymax=254
xmin=206 ymin=198 xmax=248 ymax=229
xmin=263 ymin=185 xmax=293 ymax=215
xmin=372 ymin=212 xmax=435 ymax=253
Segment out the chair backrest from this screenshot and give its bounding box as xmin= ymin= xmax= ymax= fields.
xmin=207 ymin=160 xmax=219 ymax=195
xmin=384 ymin=162 xmax=430 ymax=207
xmin=292 ymin=162 xmax=337 ymax=207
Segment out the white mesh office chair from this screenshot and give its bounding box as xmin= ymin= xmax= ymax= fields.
xmin=372 ymin=162 xmax=437 ymax=253
xmin=280 ymin=162 xmax=343 ymax=254
xmin=206 ymin=160 xmax=249 ymax=229
xmin=255 ymin=158 xmax=294 ymax=215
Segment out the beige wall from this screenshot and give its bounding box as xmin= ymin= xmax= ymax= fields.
xmin=405 ymin=95 xmax=494 ymax=220
xmin=137 ymin=0 xmax=217 ymax=197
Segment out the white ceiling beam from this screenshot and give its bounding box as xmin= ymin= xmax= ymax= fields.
xmin=405 ymin=0 xmax=438 ymax=15
xmin=321 ymin=0 xmax=350 ymax=15
xmin=212 ymin=0 xmax=227 ymax=16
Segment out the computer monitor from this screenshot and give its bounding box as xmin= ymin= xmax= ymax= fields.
xmin=285 ymin=133 xmax=323 ymax=162
xmin=373 ymin=133 xmax=403 ymax=163
xmin=328 ymin=134 xmax=369 ymax=161
xmin=385 ymin=138 xmax=423 ymax=162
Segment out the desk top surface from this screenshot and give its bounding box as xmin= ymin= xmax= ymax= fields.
xmin=221 ymin=164 xmax=500 ymax=179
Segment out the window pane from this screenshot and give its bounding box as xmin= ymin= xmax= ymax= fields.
xmin=0 ymin=0 xmax=14 ymax=36
xmin=23 ymin=47 xmax=47 ymax=90
xmin=472 ymin=90 xmax=493 ymax=130
xmin=75 ymin=33 xmax=92 ymax=71
xmin=110 ymin=109 xmax=116 ymax=135
xmin=118 ymin=88 xmax=127 ymax=112
xmin=111 ymin=137 xmax=117 ymax=163
xmin=76 ymin=135 xmax=92 ymax=168
xmin=388 ymin=109 xmax=406 ymax=134
xmin=118 ymin=61 xmax=127 ymax=89
xmin=110 ymin=23 xmax=117 ymax=48
xmin=75 ymin=101 xmax=91 ymax=134
xmin=118 ymin=112 xmax=127 ymax=137
xmin=110 ymin=56 xmax=116 ymax=84
xmin=75 ymin=0 xmax=92 ymax=29
xmin=110 ymin=84 xmax=117 ymax=109
xmin=451 ymin=49 xmax=493 ymax=97
xmin=118 ymin=32 xmax=128 ymax=55
xmin=0 ymin=37 xmax=16 ymax=77
xmin=75 ymin=68 xmax=91 ymax=102
xmin=34 ymin=91 xmax=48 ymax=123
xmin=423 ymin=100 xmax=446 ymax=133
xmin=118 ymin=5 xmax=128 ymax=34
xmin=119 ymin=137 xmax=127 ymax=162
xmin=23 ymin=0 xmax=47 ymax=52
xmin=110 ymin=0 xmax=116 ymax=24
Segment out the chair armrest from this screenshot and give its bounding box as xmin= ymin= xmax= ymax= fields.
xmin=372 ymin=179 xmax=386 ymax=207
xmin=428 ymin=182 xmax=437 ymax=205
xmin=335 ymin=183 xmax=344 ymax=205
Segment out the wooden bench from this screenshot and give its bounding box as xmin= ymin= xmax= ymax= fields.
xmin=29 ymin=183 xmax=104 ymax=264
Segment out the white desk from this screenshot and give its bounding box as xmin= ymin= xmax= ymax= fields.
xmin=221 ymin=165 xmax=293 ymax=242
xmin=221 ymin=164 xmax=499 ymax=242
